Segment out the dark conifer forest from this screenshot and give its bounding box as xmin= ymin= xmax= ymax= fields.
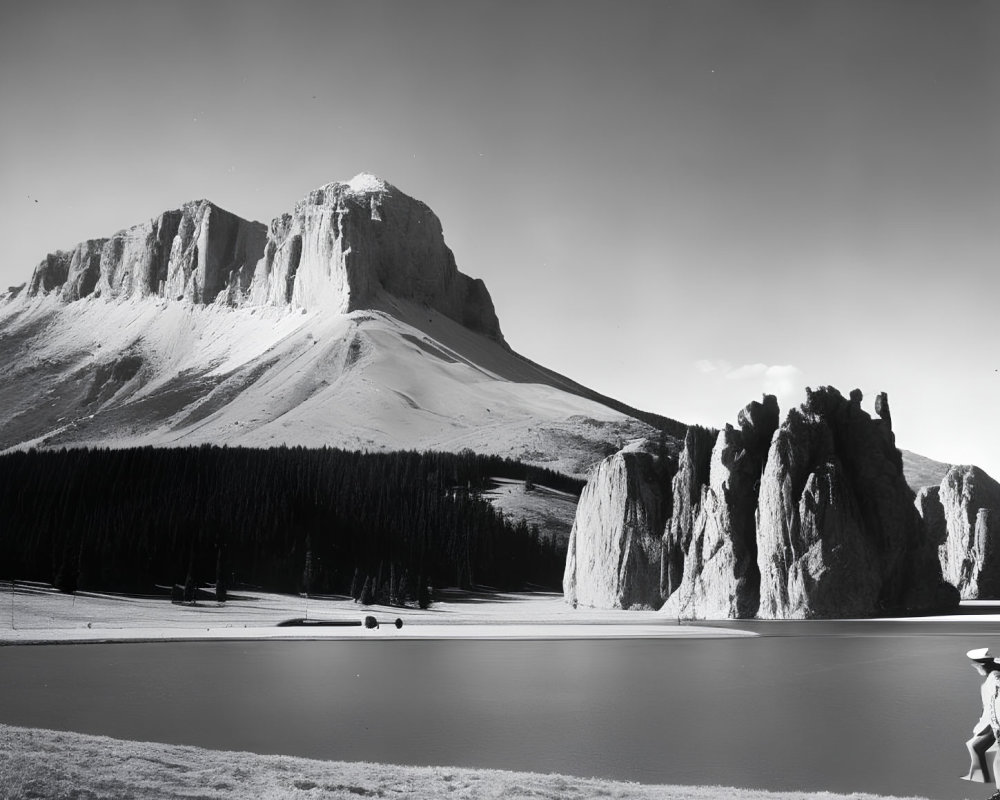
xmin=0 ymin=447 xmax=577 ymax=603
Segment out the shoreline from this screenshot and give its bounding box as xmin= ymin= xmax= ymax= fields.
xmin=0 ymin=582 xmax=757 ymax=644
xmin=0 ymin=622 xmax=755 ymax=646
xmin=0 ymin=723 xmax=929 ymax=800
xmin=5 ymin=581 xmax=999 ymax=646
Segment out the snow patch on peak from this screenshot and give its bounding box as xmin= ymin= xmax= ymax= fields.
xmin=345 ymin=172 xmax=387 ymax=195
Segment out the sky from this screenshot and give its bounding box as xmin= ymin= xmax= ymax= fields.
xmin=1 ymin=0 xmax=997 ymax=477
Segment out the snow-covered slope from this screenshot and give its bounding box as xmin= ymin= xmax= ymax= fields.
xmin=0 ymin=174 xmax=683 ymax=477
xmin=0 ymin=289 xmax=661 ymax=477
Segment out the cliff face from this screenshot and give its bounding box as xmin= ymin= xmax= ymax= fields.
xmin=21 ymin=174 xmax=504 ymax=343
xmin=755 ymin=387 xmax=956 ymax=618
xmin=61 ymin=240 xmax=106 ymax=301
xmin=245 ymin=174 xmax=504 ymax=341
xmin=28 ymin=252 xmax=71 ymax=296
xmin=662 ymin=395 xmax=777 ymax=619
xmin=27 ymin=202 xmax=267 ymax=305
xmin=661 ymin=426 xmax=715 ymax=599
xmin=567 ymin=387 xmax=961 ymax=619
xmin=918 ymin=465 xmax=1000 ymax=598
xmin=563 ymin=447 xmax=671 ymax=609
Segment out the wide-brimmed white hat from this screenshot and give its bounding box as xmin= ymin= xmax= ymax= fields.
xmin=968 ymin=648 xmax=995 ymax=662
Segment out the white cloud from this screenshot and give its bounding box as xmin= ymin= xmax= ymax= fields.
xmin=696 ymin=359 xmax=805 ymax=404
xmin=761 ymin=364 xmax=804 ymax=400
xmin=694 ymin=358 xmax=731 ymax=374
xmin=725 ymin=363 xmax=768 ymax=380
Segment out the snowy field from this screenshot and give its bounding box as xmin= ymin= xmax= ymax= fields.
xmin=0 ymin=581 xmax=755 ymax=644
xmin=0 ymin=724 xmax=928 ymax=800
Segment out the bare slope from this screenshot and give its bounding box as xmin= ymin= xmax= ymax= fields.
xmin=900 ymin=448 xmax=952 ymax=491
xmin=0 ymin=291 xmax=654 ymax=478
xmin=482 ymin=478 xmax=579 ymax=546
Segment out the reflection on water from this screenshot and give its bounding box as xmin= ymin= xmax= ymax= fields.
xmin=4 ymin=621 xmax=1000 ymax=799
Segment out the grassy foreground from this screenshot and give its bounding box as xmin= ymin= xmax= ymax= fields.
xmin=0 ymin=724 xmax=926 ymax=800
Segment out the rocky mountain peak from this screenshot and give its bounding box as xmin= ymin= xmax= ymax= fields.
xmin=295 ymin=173 xmax=392 ymax=215
xmin=14 ymin=175 xmax=505 ymax=343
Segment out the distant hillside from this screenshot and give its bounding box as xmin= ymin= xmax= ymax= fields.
xmin=900 ymin=449 xmax=952 ymax=491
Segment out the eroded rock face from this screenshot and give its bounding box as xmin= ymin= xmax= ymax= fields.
xmin=662 ymin=395 xmax=778 ymax=619
xmin=22 ymin=174 xmax=505 ymax=343
xmin=28 ymin=252 xmax=71 ymax=296
xmin=661 ymin=425 xmax=715 ymax=598
xmin=563 ymin=446 xmax=671 ymax=609
xmin=247 ymin=174 xmax=504 ymax=341
xmin=756 ymin=386 xmax=957 ymax=618
xmin=27 ymin=202 xmax=267 ymax=305
xmin=61 ymin=240 xmax=107 ymax=301
xmin=571 ymin=387 xmax=959 ymax=618
xmin=920 ymin=465 xmax=1000 ymax=598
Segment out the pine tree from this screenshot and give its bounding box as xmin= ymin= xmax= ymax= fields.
xmin=359 ymin=575 xmax=374 ymax=606
xmin=183 ymin=546 xmax=196 ymax=603
xmin=215 ymin=543 xmax=227 ymax=603
xmin=417 ymin=576 xmax=431 ymax=609
xmin=302 ymin=534 xmax=314 ymax=597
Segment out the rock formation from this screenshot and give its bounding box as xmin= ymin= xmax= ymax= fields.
xmin=917 ymin=465 xmax=1000 ymax=598
xmin=755 ymin=386 xmax=956 ymax=618
xmin=662 ymin=395 xmax=778 ymax=619
xmin=562 ymin=443 xmax=672 ymax=609
xmin=28 ymin=252 xmax=71 ymax=296
xmin=246 ymin=174 xmax=504 ymax=341
xmin=660 ymin=425 xmax=715 ymax=598
xmin=567 ymin=387 xmax=961 ymax=618
xmin=27 ymin=202 xmax=267 ymax=305
xmin=22 ymin=174 xmax=504 ymax=342
xmin=61 ymin=240 xmax=106 ymax=301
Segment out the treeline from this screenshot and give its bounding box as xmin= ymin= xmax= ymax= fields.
xmin=0 ymin=446 xmax=575 ymax=603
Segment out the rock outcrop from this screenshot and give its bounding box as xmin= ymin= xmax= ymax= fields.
xmin=563 ymin=444 xmax=672 ymax=609
xmin=27 ymin=202 xmax=267 ymax=305
xmin=246 ymin=174 xmax=504 ymax=341
xmin=61 ymin=240 xmax=107 ymax=301
xmin=662 ymin=395 xmax=778 ymax=619
xmin=660 ymin=425 xmax=715 ymax=598
xmin=918 ymin=465 xmax=1000 ymax=598
xmin=568 ymin=387 xmax=961 ymax=618
xmin=22 ymin=174 xmax=505 ymax=344
xmin=755 ymin=386 xmax=956 ymax=618
xmin=28 ymin=252 xmax=71 ymax=296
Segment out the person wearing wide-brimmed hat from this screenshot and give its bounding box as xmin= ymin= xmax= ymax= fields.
xmin=963 ymin=647 xmax=1000 ymax=795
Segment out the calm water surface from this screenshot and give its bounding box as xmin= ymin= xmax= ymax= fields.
xmin=4 ymin=620 xmax=1000 ymax=800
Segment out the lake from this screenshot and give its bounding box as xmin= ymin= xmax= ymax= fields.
xmin=4 ymin=619 xmax=1000 ymax=799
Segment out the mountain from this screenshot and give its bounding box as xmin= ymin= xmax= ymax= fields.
xmin=0 ymin=174 xmax=682 ymax=478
